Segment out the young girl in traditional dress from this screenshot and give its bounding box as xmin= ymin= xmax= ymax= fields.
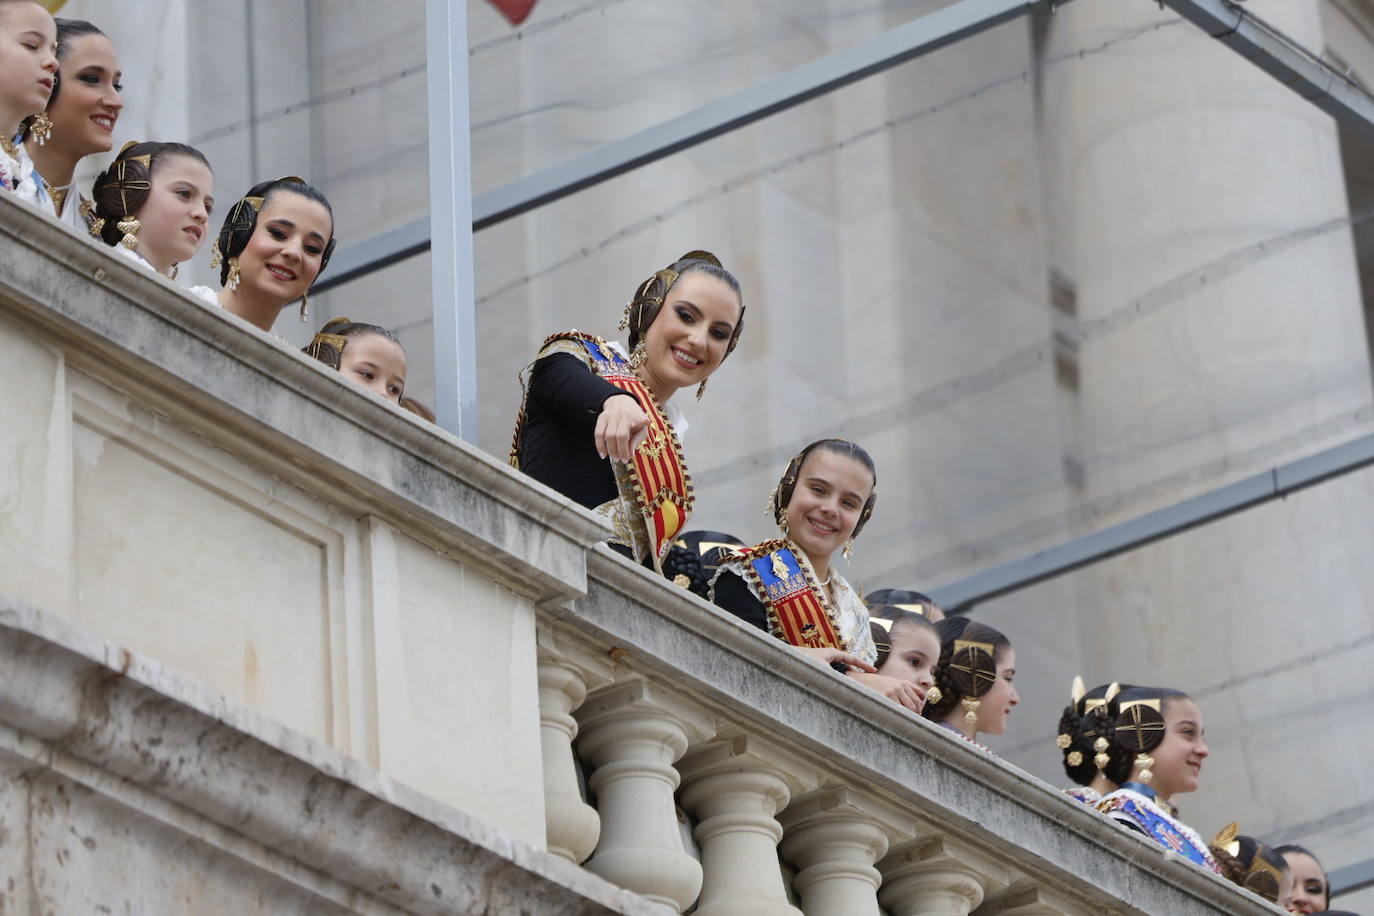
xmin=710 ymin=439 xmax=936 ymax=713
xmin=1093 ymin=685 xmax=1222 ymax=874
xmin=510 ymin=251 xmax=744 ymax=570
xmin=21 ymin=18 xmax=121 ymax=229
xmin=868 ymin=605 xmax=940 ymax=703
xmin=303 ymin=317 xmax=408 ymax=404
xmin=88 ymin=140 xmax=213 ymax=279
xmin=203 ymin=177 xmax=336 ymax=331
xmin=0 ymin=0 xmax=58 ymax=206
xmin=922 ymin=616 xmax=1018 ymax=747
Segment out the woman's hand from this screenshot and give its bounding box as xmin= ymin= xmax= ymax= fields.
xmin=845 ymin=671 xmax=927 ymax=714
xmin=596 ymin=393 xmax=649 ymax=461
xmin=796 ymin=646 xmax=877 ymax=673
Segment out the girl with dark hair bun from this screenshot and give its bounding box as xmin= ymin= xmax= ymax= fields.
xmin=922 ymin=616 xmax=1018 ymax=747
xmin=0 ymin=0 xmax=58 ymax=206
xmin=866 ymin=588 xmax=946 ymax=623
xmin=1093 ymin=686 xmax=1221 ymax=874
xmin=868 ymin=606 xmax=940 ymax=700
xmin=1207 ymin=825 xmax=1292 ymax=905
xmin=1276 ymin=845 xmax=1330 ymax=913
xmin=510 ymin=251 xmax=744 ymax=570
xmin=202 ymin=177 xmax=336 ymax=332
xmin=1055 ymin=678 xmax=1135 ymax=804
xmin=22 ymin=18 xmax=120 ymax=229
xmin=709 ymin=440 xmax=937 ymax=713
xmin=89 ymin=140 xmax=213 ymax=279
xmin=303 ymin=317 xmax=407 ymax=404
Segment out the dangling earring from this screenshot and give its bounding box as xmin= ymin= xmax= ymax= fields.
xmin=843 ymin=538 xmax=855 ymax=561
xmin=696 ymin=378 xmax=707 ymax=401
xmin=961 ymin=697 xmax=981 ymax=725
xmin=1134 ymin=753 xmax=1155 ymax=783
xmin=628 ymin=341 xmax=647 ymax=369
xmin=299 ymin=292 xmax=310 ymax=323
xmin=225 ymin=256 xmax=241 ymax=291
xmin=29 ymin=111 xmax=52 ymax=145
xmin=168 ymin=263 xmax=179 ymax=280
xmin=209 ymin=240 xmax=223 ymax=270
xmin=116 ymin=217 xmax=140 ymax=250
xmin=618 ymin=302 xmax=632 ymax=331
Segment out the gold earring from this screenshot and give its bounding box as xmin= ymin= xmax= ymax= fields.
xmin=696 ymin=378 xmax=707 ymax=401
xmin=1134 ymin=753 xmax=1154 ymax=783
xmin=618 ymin=301 xmax=632 ymax=331
xmin=29 ymin=111 xmax=52 ymax=145
xmin=843 ymin=538 xmax=855 ymax=561
xmin=116 ymin=217 xmax=140 ymax=249
xmin=209 ymin=240 xmax=222 ymax=270
xmin=225 ymin=256 xmax=241 ymax=291
xmin=168 ymin=263 xmax=179 ymax=280
xmin=299 ymin=292 xmax=310 ymax=323
xmin=926 ymin=685 xmax=942 ymax=705
xmin=629 ymin=341 xmax=646 ymax=369
xmin=88 ymin=216 xmax=105 ymax=238
xmin=962 ymin=697 xmax=981 ymax=725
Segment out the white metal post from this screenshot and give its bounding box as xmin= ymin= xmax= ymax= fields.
xmin=425 ymin=0 xmax=478 ymax=439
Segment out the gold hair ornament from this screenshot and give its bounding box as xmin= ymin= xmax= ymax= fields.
xmin=1066 ymin=751 xmax=1083 ymax=767
xmin=1212 ymin=822 xmax=1240 ymax=857
xmin=29 ymin=111 xmax=52 ymax=145
xmin=926 ymin=685 xmax=942 ymax=705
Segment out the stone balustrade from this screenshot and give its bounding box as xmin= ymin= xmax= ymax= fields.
xmin=0 ymin=194 xmax=1284 ymax=913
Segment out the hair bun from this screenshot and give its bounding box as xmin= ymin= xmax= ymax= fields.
xmin=1113 ymin=699 xmax=1167 ymax=753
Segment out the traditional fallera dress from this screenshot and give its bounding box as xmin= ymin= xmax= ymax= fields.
xmin=1096 ymin=782 xmax=1221 ymax=873
xmin=511 ymin=331 xmax=693 ymax=569
xmin=1064 ymin=786 xmax=1101 ymax=805
xmin=710 ymin=538 xmax=878 ymax=667
xmin=0 ymin=139 xmax=47 ymax=211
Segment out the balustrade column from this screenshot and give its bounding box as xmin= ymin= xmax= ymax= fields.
xmin=536 ymin=648 xmax=601 ymax=863
xmin=878 ymin=835 xmax=1008 ymax=916
xmin=779 ymin=788 xmax=915 ymax=916
xmin=575 ymin=678 xmax=712 ymax=912
xmin=678 ymin=733 xmax=817 ymax=916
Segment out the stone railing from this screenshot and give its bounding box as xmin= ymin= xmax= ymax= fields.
xmin=0 ymin=194 xmax=1280 ymax=913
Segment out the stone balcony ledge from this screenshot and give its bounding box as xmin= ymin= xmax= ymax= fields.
xmin=0 ymin=599 xmax=668 ymax=915
xmin=0 ymin=194 xmax=1282 ymax=914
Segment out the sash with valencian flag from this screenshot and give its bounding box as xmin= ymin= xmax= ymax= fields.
xmin=511 ymin=332 xmax=692 ymax=567
xmin=732 ymin=539 xmax=850 ymax=652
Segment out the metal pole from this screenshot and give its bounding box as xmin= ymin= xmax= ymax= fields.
xmin=317 ymin=0 xmax=1068 ymax=291
xmin=425 ymin=0 xmax=478 ymax=439
xmin=1161 ymin=0 xmax=1374 ymax=142
xmin=928 ymin=431 xmax=1374 ymax=613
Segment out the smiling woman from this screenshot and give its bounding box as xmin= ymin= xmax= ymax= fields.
xmin=89 ymin=140 xmax=213 ymax=280
xmin=22 ymin=18 xmax=122 ymax=229
xmin=204 ymin=177 xmax=337 ymax=332
xmin=509 ymin=250 xmax=744 ymax=572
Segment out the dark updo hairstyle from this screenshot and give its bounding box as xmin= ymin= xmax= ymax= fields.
xmin=623 ymin=250 xmax=744 ymax=357
xmin=869 ymin=605 xmax=938 ymax=669
xmin=922 ymin=616 xmax=1011 ymax=722
xmin=661 ymin=529 xmax=745 ymax=600
xmin=770 ymin=438 xmax=878 ymax=541
xmin=1209 ymin=830 xmax=1289 ymax=904
xmin=1098 ymin=685 xmax=1191 ymax=783
xmin=212 ymin=177 xmax=336 ymax=288
xmin=302 ymin=317 xmax=402 ymax=370
xmin=18 ymin=18 xmax=105 ymax=140
xmin=89 ymin=141 xmax=211 ymax=248
xmin=1057 ymin=681 xmax=1137 ymax=787
xmin=866 ymin=588 xmax=945 ymax=622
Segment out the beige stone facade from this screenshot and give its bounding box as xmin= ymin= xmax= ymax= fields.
xmin=20 ymin=0 xmax=1374 ymax=909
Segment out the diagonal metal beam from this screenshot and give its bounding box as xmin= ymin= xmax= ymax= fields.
xmin=1331 ymin=857 xmax=1374 ymax=899
xmin=315 ymin=0 xmax=1067 ymax=293
xmin=929 ymin=431 xmax=1374 ymax=613
xmin=1161 ymin=0 xmax=1374 ymax=143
